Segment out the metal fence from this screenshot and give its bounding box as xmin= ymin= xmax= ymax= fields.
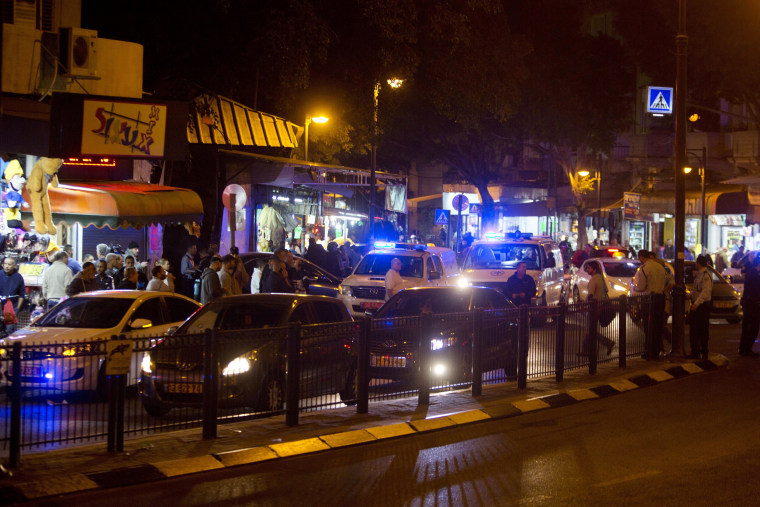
xmin=0 ymin=294 xmax=653 ymax=464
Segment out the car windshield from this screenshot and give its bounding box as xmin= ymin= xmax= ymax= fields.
xmin=33 ymin=297 xmax=134 ymax=328
xmin=464 ymin=244 xmax=541 ymax=270
xmin=355 ymin=254 xmax=424 ymax=278
xmin=377 ymin=290 xmax=472 ymax=318
xmin=603 ymin=261 xmax=640 ymax=278
xmin=177 ymin=302 xmax=291 ymax=334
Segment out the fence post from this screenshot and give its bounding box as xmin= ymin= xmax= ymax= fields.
xmin=517 ymin=305 xmax=529 ymax=389
xmin=643 ymin=294 xmax=652 ymax=359
xmin=106 ymin=335 xmax=121 ymax=452
xmin=286 ymin=322 xmax=301 ymax=426
xmin=555 ymin=303 xmax=567 ymax=382
xmin=202 ymin=329 xmax=218 ymax=440
xmin=589 ymin=300 xmax=598 ymax=375
xmin=9 ymin=341 xmax=22 ymax=468
xmin=471 ymin=309 xmax=483 ymax=397
xmin=357 ymin=317 xmax=370 ymax=414
xmin=418 ymin=314 xmax=431 ymax=406
xmin=618 ymin=296 xmax=627 ymax=368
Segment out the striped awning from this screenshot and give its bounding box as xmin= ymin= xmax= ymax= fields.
xmin=187 ymin=93 xmax=301 ymax=148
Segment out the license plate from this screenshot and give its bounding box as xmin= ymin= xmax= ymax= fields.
xmin=713 ymin=301 xmax=734 ymax=309
xmin=21 ymin=366 xmax=41 ymax=377
xmin=164 ymin=383 xmax=203 ymax=394
xmin=371 ymin=355 xmax=407 ymax=368
xmin=361 ymin=301 xmax=384 ymax=309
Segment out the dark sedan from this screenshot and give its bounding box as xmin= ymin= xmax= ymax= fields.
xmin=370 ymin=286 xmax=518 ymax=384
xmin=240 ymin=252 xmax=342 ymax=297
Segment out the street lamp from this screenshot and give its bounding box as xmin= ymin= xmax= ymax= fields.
xmin=370 ymin=78 xmax=404 ymax=242
xmin=304 ymin=115 xmax=328 ymax=162
xmin=684 ymin=146 xmax=707 ymax=253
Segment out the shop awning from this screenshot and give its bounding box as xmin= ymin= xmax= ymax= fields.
xmin=636 ymin=185 xmax=747 ymax=216
xmin=21 ymin=181 xmax=203 ymax=229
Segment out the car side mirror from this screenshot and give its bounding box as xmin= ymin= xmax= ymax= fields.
xmin=428 ymin=271 xmax=441 ymax=280
xmin=130 ymin=318 xmax=152 ymax=330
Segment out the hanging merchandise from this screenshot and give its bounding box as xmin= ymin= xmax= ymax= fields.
xmin=259 ymin=205 xmax=285 ymax=230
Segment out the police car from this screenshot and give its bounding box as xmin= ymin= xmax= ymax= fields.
xmin=338 ymin=242 xmax=460 ymax=316
xmin=459 ymin=232 xmax=565 ymax=306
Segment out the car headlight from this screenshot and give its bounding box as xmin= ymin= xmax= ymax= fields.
xmin=431 ymin=337 xmax=456 ymax=350
xmin=141 ymin=353 xmax=152 ymax=374
xmin=432 ymin=363 xmax=446 ymax=376
xmin=222 ymin=355 xmax=252 ymax=376
xmin=339 ymin=285 xmax=352 ymax=296
xmin=457 ymin=277 xmax=470 ymax=288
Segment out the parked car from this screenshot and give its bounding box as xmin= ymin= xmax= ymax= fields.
xmin=339 ymin=243 xmax=460 ymax=317
xmin=139 ymin=294 xmax=355 ymax=416
xmin=0 ymin=291 xmax=201 ymax=397
xmin=590 ymin=245 xmax=631 ymax=259
xmin=370 ymin=286 xmax=518 ymax=384
xmin=239 ymin=252 xmax=342 ymax=297
xmin=628 ymin=261 xmax=742 ymax=323
xmin=572 ymin=258 xmax=641 ymax=302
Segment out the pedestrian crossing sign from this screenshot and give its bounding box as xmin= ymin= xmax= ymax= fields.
xmin=434 ymin=208 xmax=450 ymax=225
xmin=647 ymin=86 xmax=673 ymax=114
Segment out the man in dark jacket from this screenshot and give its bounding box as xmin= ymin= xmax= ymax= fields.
xmin=505 ymin=261 xmax=537 ymax=307
xmin=66 ymin=262 xmax=99 ymax=297
xmin=264 ymin=259 xmax=294 ymax=293
xmin=0 ymin=256 xmax=25 ymax=334
xmin=739 ymin=255 xmax=760 ymax=356
xmin=94 ymin=259 xmax=114 ymax=290
xmin=117 ymin=267 xmax=139 ymax=290
xmin=200 ymin=256 xmax=225 ymax=304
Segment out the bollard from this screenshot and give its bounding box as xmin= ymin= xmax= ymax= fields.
xmin=357 ymin=317 xmax=370 ymax=414
xmin=418 ymin=314 xmax=431 ymax=406
xmin=9 ymin=341 xmax=22 ymax=467
xmin=471 ymin=309 xmax=483 ymax=397
xmin=555 ymin=303 xmax=567 ymax=382
xmin=201 ymin=329 xmax=218 ymax=440
xmin=286 ymin=322 xmax=301 ymax=426
xmin=517 ymin=305 xmax=529 ymax=389
xmin=619 ymin=296 xmax=627 ymax=368
xmin=589 ymin=300 xmax=598 ymax=375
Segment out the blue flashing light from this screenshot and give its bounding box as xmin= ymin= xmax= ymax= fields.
xmin=44 ymin=372 xmax=54 ymax=380
xmin=484 ymin=232 xmax=504 ymax=240
xmin=374 ymin=241 xmax=395 ymax=249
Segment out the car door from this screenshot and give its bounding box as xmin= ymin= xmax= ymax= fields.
xmin=287 ymin=302 xmax=317 ymax=396
xmin=299 ymin=261 xmax=340 ymax=297
xmin=123 ymin=296 xmax=166 ymax=338
xmin=305 ymin=301 xmax=350 ymax=396
xmin=426 ymin=255 xmax=442 ymax=287
xmin=472 ymin=288 xmax=516 ymax=373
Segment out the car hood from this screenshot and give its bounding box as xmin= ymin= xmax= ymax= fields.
xmin=5 ymin=326 xmax=117 ymax=344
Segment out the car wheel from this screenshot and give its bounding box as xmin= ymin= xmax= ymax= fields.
xmin=339 ymin=367 xmax=357 ymax=405
xmin=573 ymin=286 xmax=581 ymax=304
xmin=257 ymin=374 xmax=284 ymax=412
xmin=141 ymin=401 xmax=170 ymax=417
xmin=726 ymin=317 xmax=742 ymax=324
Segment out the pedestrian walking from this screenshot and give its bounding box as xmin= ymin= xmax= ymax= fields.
xmin=739 ymin=255 xmax=760 ymax=357
xmin=632 ymin=250 xmax=668 ymax=360
xmin=688 ymin=255 xmax=713 ymax=359
xmin=580 ymin=260 xmax=615 ymax=356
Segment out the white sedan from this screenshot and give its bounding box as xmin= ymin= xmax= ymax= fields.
xmin=0 ymin=291 xmax=201 ymax=397
xmin=572 ymin=258 xmax=641 ymax=302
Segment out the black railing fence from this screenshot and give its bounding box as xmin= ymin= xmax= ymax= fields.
xmin=0 ymin=295 xmax=652 ymax=465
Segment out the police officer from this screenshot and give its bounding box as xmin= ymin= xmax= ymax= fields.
xmin=505 ymin=261 xmax=537 ymax=307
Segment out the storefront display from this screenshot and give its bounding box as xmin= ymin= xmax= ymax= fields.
xmin=628 ymin=220 xmax=647 ymax=253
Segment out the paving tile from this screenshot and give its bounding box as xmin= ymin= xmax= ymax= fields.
xmin=447 ymin=409 xmax=491 ymax=425
xmin=647 ymin=370 xmax=674 ymax=382
xmin=17 ymin=474 xmax=98 ymax=499
xmin=269 ymin=438 xmax=330 ymax=458
xmin=482 ymin=403 xmax=522 ymax=419
xmin=567 ymin=388 xmax=600 ymax=401
xmin=215 ymin=447 xmax=279 ymax=467
xmin=680 ymin=362 xmax=703 ymax=374
xmin=409 ymin=416 xmax=456 ymax=432
xmin=320 ymin=429 xmax=377 ymax=448
xmin=512 ymin=398 xmax=551 ymax=413
xmin=152 ymin=455 xmax=224 ymax=478
xmin=608 ymin=380 xmax=639 ymax=392
xmin=365 ymin=422 xmax=416 ymax=440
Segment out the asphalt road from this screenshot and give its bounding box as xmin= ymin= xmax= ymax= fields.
xmin=42 ymin=321 xmax=759 ymax=506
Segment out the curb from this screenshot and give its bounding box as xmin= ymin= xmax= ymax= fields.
xmin=0 ymin=356 xmax=728 ymax=504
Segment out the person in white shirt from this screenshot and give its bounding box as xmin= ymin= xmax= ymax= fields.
xmin=42 ymin=251 xmax=73 ymax=309
xmin=250 ymin=258 xmax=265 ymax=294
xmin=146 ymin=265 xmax=174 ymax=292
xmin=385 ymin=257 xmax=404 ymax=301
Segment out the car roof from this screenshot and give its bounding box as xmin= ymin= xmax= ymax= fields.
xmin=472 ymin=238 xmax=553 ymax=245
xmin=590 ymin=258 xmax=640 ymax=264
xmin=366 ymin=248 xmax=426 ymax=257
xmin=211 ymin=293 xmax=342 ymax=304
xmin=70 ymin=290 xmax=198 ymax=303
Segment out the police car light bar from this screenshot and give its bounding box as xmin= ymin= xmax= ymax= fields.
xmin=373 ymin=242 xmax=428 ymax=251
xmin=484 ymin=232 xmax=504 ymax=240
xmin=374 ymin=241 xmax=395 ymax=249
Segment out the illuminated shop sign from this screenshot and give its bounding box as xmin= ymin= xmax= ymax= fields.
xmin=81 ymin=99 xmax=167 ymax=157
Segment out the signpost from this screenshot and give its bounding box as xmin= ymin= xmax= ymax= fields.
xmin=646 ymin=86 xmax=674 ymax=115
xmin=435 ymin=209 xmax=450 ymax=248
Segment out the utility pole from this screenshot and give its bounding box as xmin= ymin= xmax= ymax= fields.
xmin=672 ymin=0 xmax=687 ymax=358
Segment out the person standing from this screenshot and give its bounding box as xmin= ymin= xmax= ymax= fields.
xmin=94 ymin=259 xmax=114 ymax=290
xmin=505 ymin=261 xmax=537 ymax=307
xmin=146 ymin=265 xmax=174 ymax=292
xmin=632 ymin=250 xmax=668 ymax=360
xmin=688 ymin=255 xmax=713 ymax=359
xmin=739 ymin=256 xmax=760 ymax=357
xmin=661 ymin=239 xmax=675 ymax=259
xmin=581 ymin=260 xmax=615 ymax=356
xmin=250 ymin=258 xmax=265 ymax=294
xmin=264 ymin=259 xmax=294 ymax=293
xmin=385 ymin=257 xmax=404 ymax=301
xmin=42 ymin=251 xmax=73 ymax=308
xmin=65 ymin=261 xmax=98 ymax=297
xmin=116 ymin=267 xmax=139 ymax=290
xmin=200 ymin=256 xmax=225 ymax=304
xmin=0 ymin=257 xmax=25 ymax=334
xmin=228 ymin=247 xmax=250 ymax=294
xmin=63 ymin=244 xmax=81 ymax=275
xmin=218 ymin=254 xmax=242 ymax=296
xmin=96 ymin=243 xmax=110 ymax=262
xmin=106 ymin=253 xmax=123 ymax=285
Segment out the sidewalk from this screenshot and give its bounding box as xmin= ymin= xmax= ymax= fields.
xmin=0 ymin=354 xmax=728 ymax=504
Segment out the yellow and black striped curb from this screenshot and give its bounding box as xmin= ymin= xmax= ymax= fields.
xmin=0 ymin=356 xmax=727 ymax=504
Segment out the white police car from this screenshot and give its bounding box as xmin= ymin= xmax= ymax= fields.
xmin=459 ymin=233 xmax=565 ymax=306
xmin=338 ymin=242 xmax=460 ymax=317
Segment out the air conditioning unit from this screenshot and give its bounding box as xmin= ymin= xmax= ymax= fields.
xmin=59 ymin=27 xmax=98 ymax=77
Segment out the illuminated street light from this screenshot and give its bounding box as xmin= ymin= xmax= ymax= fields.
xmin=304 ymin=115 xmax=329 ymax=162
xmin=578 ymin=169 xmax=590 ymax=177
xmin=370 ymin=78 xmax=404 ymax=241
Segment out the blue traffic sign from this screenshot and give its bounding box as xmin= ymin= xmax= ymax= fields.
xmin=647 ymin=86 xmax=673 ymax=114
xmin=434 ymin=208 xmax=450 ymax=225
